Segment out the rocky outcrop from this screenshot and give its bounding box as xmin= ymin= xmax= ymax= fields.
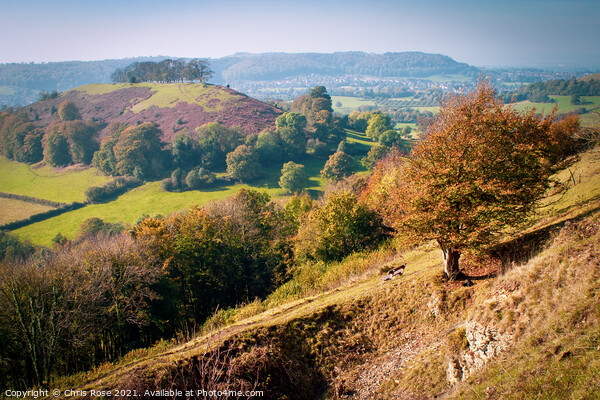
xmin=447 ymin=321 xmax=511 ymax=386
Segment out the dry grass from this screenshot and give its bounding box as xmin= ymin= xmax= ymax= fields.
xmin=47 ymin=146 xmax=600 ymax=399
xmin=537 ymin=146 xmax=600 ymax=222
xmin=446 ymin=212 xmax=600 ymax=399
xmin=0 ymin=198 xmax=54 ymax=225
xmin=50 ymin=210 xmax=600 ymax=399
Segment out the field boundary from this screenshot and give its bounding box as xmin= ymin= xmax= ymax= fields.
xmin=0 ymin=199 xmax=86 ymax=232
xmin=0 ymin=191 xmax=67 ymax=208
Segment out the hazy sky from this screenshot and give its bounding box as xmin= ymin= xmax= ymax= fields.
xmin=1 ymin=0 xmax=599 ymax=68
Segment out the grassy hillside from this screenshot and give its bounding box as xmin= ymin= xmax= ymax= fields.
xmin=9 ymin=155 xmax=337 ymax=247
xmin=43 ymin=143 xmax=600 ymax=399
xmin=5 ymin=126 xmax=375 ymax=246
xmin=0 ymin=157 xmax=112 ymax=203
xmin=512 ymin=95 xmax=600 ymax=115
xmin=26 ymin=83 xmax=283 ymax=142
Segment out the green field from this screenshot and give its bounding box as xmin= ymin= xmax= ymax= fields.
xmin=512 ymin=95 xmax=600 ymax=115
xmin=425 ymin=74 xmax=473 ymax=83
xmin=14 ymin=181 xmax=252 ymax=246
xmin=331 ymin=96 xmax=377 ymax=113
xmin=0 ymin=198 xmax=54 ymax=225
xmin=10 ymin=156 xmax=336 ymax=246
xmin=345 ymin=129 xmax=376 ymax=148
xmin=395 ymin=122 xmax=418 ymax=130
xmin=75 ymin=83 xmax=131 ymax=96
xmin=0 ymin=157 xmax=113 ymax=203
xmin=408 ymin=105 xmax=440 ymax=113
xmin=131 ymin=83 xmax=231 ymax=113
xmin=2 ymin=129 xmax=376 ymax=247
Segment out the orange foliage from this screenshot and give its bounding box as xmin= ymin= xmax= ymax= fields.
xmin=363 ymin=80 xmax=558 ymax=277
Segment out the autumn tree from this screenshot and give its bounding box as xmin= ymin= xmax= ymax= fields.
xmin=171 ymin=132 xmax=199 ymax=170
xmin=378 ymin=129 xmax=408 ymax=151
xmin=361 ymin=145 xmax=391 ymax=170
xmin=57 ymin=101 xmax=82 ymax=121
xmin=43 ymin=126 xmax=71 ymax=166
xmin=134 ymin=190 xmax=292 ymax=326
xmin=348 ymin=111 xmax=372 ymax=132
xmin=279 ymin=127 xmax=307 ymax=160
xmin=43 ymin=120 xmax=99 ymax=166
xmin=92 ymin=122 xmax=127 ymax=175
xmin=0 ymin=112 xmax=44 ymax=163
xmin=0 ymin=235 xmax=161 ymax=387
xmin=185 ymin=167 xmax=216 ymax=189
xmin=43 ymin=102 xmax=99 ymax=167
xmin=196 ymin=122 xmax=244 ymax=170
xmin=255 ymin=129 xmax=284 ymax=165
xmin=365 ymin=80 xmax=556 ymax=280
xmin=291 ymin=87 xmax=337 ymax=140
xmin=276 ymin=112 xmax=307 ymax=132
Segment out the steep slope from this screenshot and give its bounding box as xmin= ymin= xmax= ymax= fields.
xmin=47 ymin=147 xmax=600 ymax=399
xmin=26 ymin=83 xmax=283 ymax=141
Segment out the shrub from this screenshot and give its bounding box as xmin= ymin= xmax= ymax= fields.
xmin=77 ymin=217 xmax=124 ymax=239
xmin=307 ymin=138 xmax=328 ymax=158
xmin=185 ymin=167 xmax=216 ymax=190
xmin=361 ymin=145 xmax=391 ymax=170
xmin=160 ymin=177 xmax=177 ymax=192
xmin=84 ymin=176 xmax=142 ymax=203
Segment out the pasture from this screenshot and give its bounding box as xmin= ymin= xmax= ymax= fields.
xmin=512 ymin=95 xmax=600 ymax=115
xmin=5 ymin=129 xmax=373 ymax=247
xmin=0 ymin=157 xmax=112 ymax=203
xmin=331 ymin=96 xmax=377 ymax=113
xmin=0 ymin=198 xmax=54 ymax=225
xmin=75 ymin=83 xmax=232 ymax=113
xmin=11 ymin=156 xmax=336 ymax=246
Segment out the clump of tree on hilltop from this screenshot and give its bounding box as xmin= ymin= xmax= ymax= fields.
xmin=111 ymin=59 xmax=214 ymax=84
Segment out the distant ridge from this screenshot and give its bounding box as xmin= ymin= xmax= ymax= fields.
xmin=211 ymin=51 xmax=479 ymax=82
xmin=0 ymin=52 xmax=479 ymax=106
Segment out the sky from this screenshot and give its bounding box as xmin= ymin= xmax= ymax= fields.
xmin=1 ymin=0 xmax=599 ymax=68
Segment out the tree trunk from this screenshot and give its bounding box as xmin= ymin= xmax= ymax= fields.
xmin=443 ymin=248 xmax=461 ymax=280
